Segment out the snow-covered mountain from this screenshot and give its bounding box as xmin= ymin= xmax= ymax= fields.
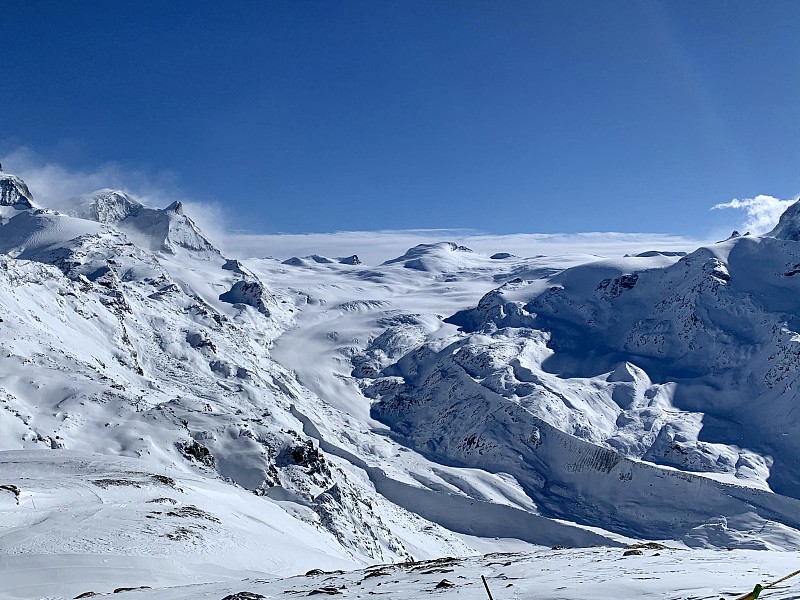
xmin=4 ymin=170 xmax=800 ymax=599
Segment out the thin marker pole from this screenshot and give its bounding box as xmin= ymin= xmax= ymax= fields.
xmin=481 ymin=575 xmax=495 ymax=600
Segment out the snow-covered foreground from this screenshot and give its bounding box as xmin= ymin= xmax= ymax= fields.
xmin=0 ymin=451 xmax=358 ymax=599
xmin=17 ymin=547 xmax=800 ymax=600
xmin=5 ymin=170 xmax=800 ymax=599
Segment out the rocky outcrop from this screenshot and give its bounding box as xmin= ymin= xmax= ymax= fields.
xmin=219 ymin=279 xmax=274 ymax=316
xmin=0 ymin=173 xmax=35 ymax=208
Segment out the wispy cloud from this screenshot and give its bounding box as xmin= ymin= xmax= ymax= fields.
xmin=712 ymin=195 xmax=797 ymax=235
xmin=0 ymin=146 xmax=181 ymax=209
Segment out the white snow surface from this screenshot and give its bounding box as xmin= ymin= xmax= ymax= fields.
xmin=3 ymin=174 xmax=800 ymax=599
xmin=43 ymin=547 xmax=800 ymax=600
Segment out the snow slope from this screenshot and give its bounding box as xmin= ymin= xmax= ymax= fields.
xmin=55 ymin=546 xmax=800 ymax=600
xmin=0 ymin=450 xmax=358 ymax=599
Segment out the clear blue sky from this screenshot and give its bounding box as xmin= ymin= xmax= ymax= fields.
xmin=2 ymin=1 xmax=799 ymax=236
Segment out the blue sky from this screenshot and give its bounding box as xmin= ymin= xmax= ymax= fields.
xmin=2 ymin=1 xmax=799 ymax=238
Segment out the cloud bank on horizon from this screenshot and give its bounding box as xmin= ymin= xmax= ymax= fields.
xmin=221 ymin=230 xmax=703 ymax=265
xmin=2 ymin=145 xmax=795 ymax=264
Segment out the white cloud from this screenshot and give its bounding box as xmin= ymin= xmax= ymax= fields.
xmin=712 ymin=195 xmax=797 ymax=235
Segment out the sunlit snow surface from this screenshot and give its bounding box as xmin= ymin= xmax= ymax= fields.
xmin=12 ymin=545 xmax=800 ymax=600
xmin=4 ymin=176 xmax=800 ymax=598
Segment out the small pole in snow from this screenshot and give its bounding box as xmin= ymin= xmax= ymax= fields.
xmin=481 ymin=575 xmax=495 ymax=600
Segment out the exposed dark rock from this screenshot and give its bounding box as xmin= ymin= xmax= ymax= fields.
xmin=307 ymin=587 xmax=341 ymax=596
xmin=91 ymin=478 xmax=141 ymax=488
xmin=219 ymin=280 xmax=273 ymax=316
xmin=0 ymin=484 xmax=20 ymax=504
xmin=625 ymin=542 xmax=668 ymax=550
xmin=148 ymin=497 xmax=178 ymax=505
xmin=785 ymin=264 xmax=800 ymax=276
xmin=187 ymin=332 xmax=216 ymax=351
xmin=338 ymin=255 xmax=361 ymax=265
xmin=180 ymin=440 xmax=216 ymax=468
xmin=150 ymin=474 xmax=176 ymax=487
xmin=596 ymin=273 xmax=639 ymax=297
xmin=634 ymin=250 xmax=687 ymax=258
xmin=276 ymin=440 xmax=327 ymax=475
xmin=222 ymin=259 xmax=248 ymax=275
xmin=363 ymin=569 xmax=392 ymax=579
xmin=0 ymin=174 xmax=35 ymax=207
xmin=165 ymin=504 xmax=220 ymax=523
xmin=164 ymin=526 xmax=199 ymax=541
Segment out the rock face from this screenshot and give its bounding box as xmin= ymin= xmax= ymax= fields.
xmin=0 ymin=173 xmax=35 ymax=208
xmin=219 ymin=280 xmax=274 ymax=316
xmin=222 ymin=259 xmax=250 ymax=275
xmin=66 ymin=189 xmax=141 ymax=223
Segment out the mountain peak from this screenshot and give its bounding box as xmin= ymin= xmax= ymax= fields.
xmin=768 ymin=199 xmax=800 ymax=241
xmin=64 ymin=190 xmax=218 ymax=256
xmin=0 ymin=173 xmax=35 ymax=208
xmin=68 ymin=189 xmax=142 ymax=223
xmin=382 ymin=242 xmax=473 ymax=266
xmin=165 ymin=200 xmax=184 ymax=215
